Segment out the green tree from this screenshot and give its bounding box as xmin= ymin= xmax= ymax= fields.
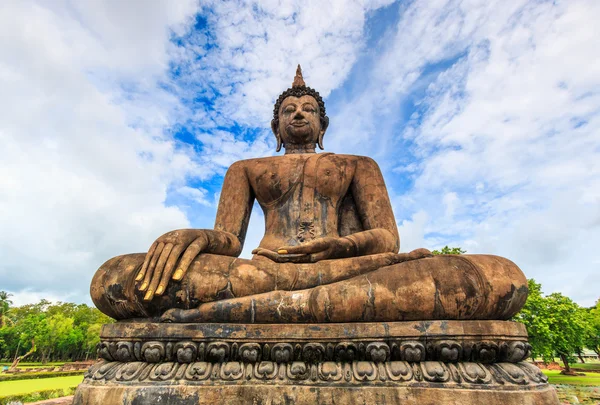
xmin=584 ymin=300 xmax=600 ymax=357
xmin=0 ymin=291 xmax=13 ymax=327
xmin=431 ymin=246 xmax=466 ymax=255
xmin=513 ymin=280 xmax=554 ymax=361
xmin=544 ymin=292 xmax=590 ymax=372
xmin=0 ymin=299 xmax=113 ymax=362
xmin=514 ymin=280 xmax=592 ymax=373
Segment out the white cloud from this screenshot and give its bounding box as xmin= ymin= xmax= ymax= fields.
xmin=177 ymin=186 xmax=212 ymax=207
xmin=367 ymin=0 xmax=600 ymax=305
xmin=0 ymin=0 xmax=201 ymax=303
xmin=173 ymin=0 xmax=396 ymax=129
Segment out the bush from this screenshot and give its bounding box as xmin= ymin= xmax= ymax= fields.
xmin=0 ymin=371 xmax=84 ymax=382
xmin=0 ymin=387 xmax=76 ymax=405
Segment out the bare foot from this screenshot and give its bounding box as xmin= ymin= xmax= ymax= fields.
xmin=160 ymin=308 xmax=204 ymax=323
xmin=408 ymin=248 xmax=433 ymax=260
xmin=393 ymin=248 xmax=433 ymax=263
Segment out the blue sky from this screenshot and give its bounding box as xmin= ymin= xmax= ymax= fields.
xmin=1 ymin=0 xmax=599 ymax=307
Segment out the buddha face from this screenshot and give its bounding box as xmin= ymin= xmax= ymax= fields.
xmin=277 ymin=95 xmax=325 ymax=146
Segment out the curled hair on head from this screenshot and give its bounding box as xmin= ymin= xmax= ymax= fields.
xmin=271 ymin=85 xmax=328 ymax=151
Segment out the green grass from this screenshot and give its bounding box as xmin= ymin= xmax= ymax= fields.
xmin=0 ymin=362 xmax=67 ymax=371
xmin=0 ymin=375 xmax=83 ymax=397
xmin=542 ymin=370 xmax=600 ymax=386
xmin=0 ymin=362 xmax=66 ymax=366
xmin=571 ymin=362 xmax=600 ymax=372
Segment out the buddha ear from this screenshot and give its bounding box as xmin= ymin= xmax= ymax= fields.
xmin=271 ymin=119 xmax=282 ymax=152
xmin=318 ymin=116 xmax=329 ymax=150
xmin=317 ymin=133 xmax=324 ymax=150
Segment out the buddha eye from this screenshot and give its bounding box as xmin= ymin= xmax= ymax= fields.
xmin=284 ymin=106 xmax=296 ymax=114
xmin=302 ymin=104 xmax=316 ymax=113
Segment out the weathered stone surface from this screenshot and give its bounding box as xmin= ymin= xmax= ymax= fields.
xmin=96 ymin=321 xmax=532 ymax=364
xmin=92 ymin=253 xmax=527 ymax=323
xmin=74 ymin=383 xmax=560 ymax=405
xmin=74 ymin=321 xmax=558 ymax=404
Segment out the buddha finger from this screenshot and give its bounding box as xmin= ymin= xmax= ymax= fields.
xmin=139 ymin=242 xmax=164 ymax=292
xmin=136 ymin=241 xmax=158 ymax=282
xmin=150 ymin=244 xmax=174 ymax=297
xmin=157 ymin=244 xmax=185 ymax=286
xmin=308 ymin=250 xmax=332 ymax=263
xmin=255 ymin=248 xmax=282 ymax=262
xmin=173 ymin=237 xmax=208 ymax=281
xmin=277 ymin=239 xmax=327 ymax=255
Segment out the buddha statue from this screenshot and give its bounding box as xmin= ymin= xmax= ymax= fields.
xmin=91 ymin=66 xmax=528 ymax=324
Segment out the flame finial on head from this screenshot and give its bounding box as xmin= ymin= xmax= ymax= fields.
xmin=292 ymin=64 xmax=306 ymax=87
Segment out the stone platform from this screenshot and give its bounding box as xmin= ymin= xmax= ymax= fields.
xmin=73 ymin=320 xmax=559 ymax=405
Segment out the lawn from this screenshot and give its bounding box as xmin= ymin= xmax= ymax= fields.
xmin=571 ymin=362 xmax=600 ymax=372
xmin=542 ymin=370 xmax=600 ymax=386
xmin=0 ymin=375 xmax=83 ymax=397
xmin=0 ymin=362 xmax=67 ymax=370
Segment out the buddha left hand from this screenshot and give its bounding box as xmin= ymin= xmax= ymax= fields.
xmin=135 ymin=229 xmax=210 ymax=301
xmin=253 ymin=237 xmax=355 ymax=263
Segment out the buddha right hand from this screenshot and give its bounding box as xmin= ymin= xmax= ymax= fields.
xmin=135 ymin=229 xmax=209 ymax=301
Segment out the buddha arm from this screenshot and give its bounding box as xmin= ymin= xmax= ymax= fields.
xmin=345 ymin=157 xmax=400 ymax=255
xmin=212 ymin=161 xmax=255 ymax=256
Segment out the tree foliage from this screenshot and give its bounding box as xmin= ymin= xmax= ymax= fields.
xmin=584 ymin=300 xmax=600 ymax=357
xmin=431 ymin=246 xmax=466 ymax=255
xmin=0 ymin=291 xmax=12 ymax=328
xmin=0 ymin=293 xmax=113 ymax=363
xmin=514 ymin=280 xmax=593 ymax=371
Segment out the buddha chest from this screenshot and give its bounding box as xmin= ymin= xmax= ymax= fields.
xmin=249 ymin=154 xmax=353 ymax=209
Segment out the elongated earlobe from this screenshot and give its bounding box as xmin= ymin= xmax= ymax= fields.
xmin=271 ymin=119 xmax=282 ymax=152
xmin=318 ymin=116 xmax=329 ymax=150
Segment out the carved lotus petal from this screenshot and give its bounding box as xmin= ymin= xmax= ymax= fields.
xmin=423 ymin=362 xmax=450 ymax=382
xmin=190 ymin=362 xmax=209 ymax=375
xmin=462 ymin=362 xmax=489 ymax=383
xmin=206 ymin=342 xmax=229 ymax=362
xmin=290 ymin=362 xmax=307 ymax=375
xmin=116 ymin=347 xmax=132 ymax=362
xmin=256 ymin=361 xmax=276 ymax=376
xmin=400 ymin=341 xmax=426 ymax=362
xmin=386 ymin=361 xmax=412 ymax=381
xmin=221 ymin=362 xmax=243 ymax=377
xmin=366 ymin=342 xmax=389 ymax=363
xmin=503 ymin=341 xmax=529 ymax=363
xmin=271 ymin=343 xmax=293 ymax=363
xmin=354 ymin=361 xmax=376 ymax=378
xmin=176 ymin=347 xmax=195 ymax=363
xmin=436 ymin=341 xmax=461 ymax=362
xmin=321 ymin=362 xmax=338 ymax=377
xmin=144 ymin=348 xmax=162 ymax=363
xmin=478 ymin=348 xmax=497 ymax=363
xmin=239 ymin=343 xmax=261 ymax=363
xmin=302 ymin=343 xmax=325 ymax=363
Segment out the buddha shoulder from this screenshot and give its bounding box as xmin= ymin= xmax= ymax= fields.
xmin=226 ymin=154 xmax=379 ymax=176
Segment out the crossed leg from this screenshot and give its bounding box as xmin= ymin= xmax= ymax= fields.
xmin=161 ymin=254 xmax=528 ymax=323
xmin=91 ymin=251 xmax=429 ymax=320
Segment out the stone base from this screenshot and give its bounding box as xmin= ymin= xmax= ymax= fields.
xmin=74 ymin=383 xmax=559 ymax=405
xmin=74 ymin=321 xmax=559 ymax=405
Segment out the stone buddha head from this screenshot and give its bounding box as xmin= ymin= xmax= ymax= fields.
xmin=271 ymin=65 xmax=330 ymax=153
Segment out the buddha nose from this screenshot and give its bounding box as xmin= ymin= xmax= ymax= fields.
xmin=293 ymin=110 xmax=305 ymax=120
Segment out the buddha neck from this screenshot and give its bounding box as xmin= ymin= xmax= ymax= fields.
xmin=284 ymin=143 xmax=316 ymax=154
